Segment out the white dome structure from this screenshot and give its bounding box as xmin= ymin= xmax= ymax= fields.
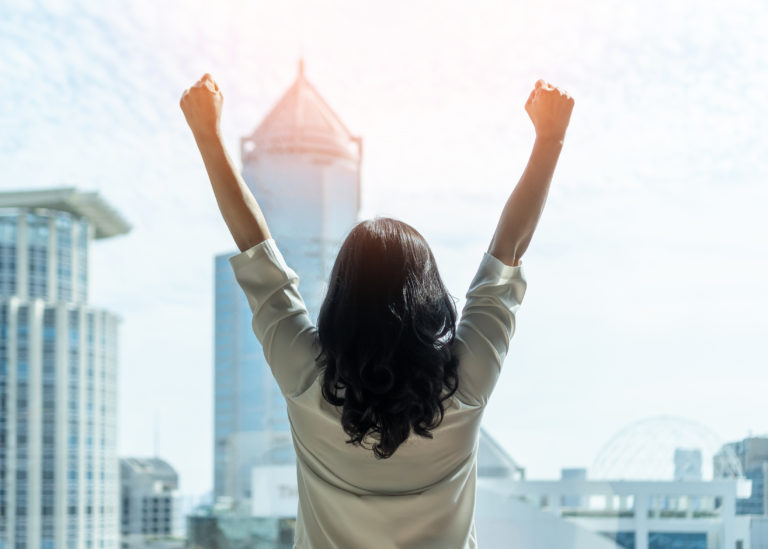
xmin=591 ymin=416 xmax=744 ymax=481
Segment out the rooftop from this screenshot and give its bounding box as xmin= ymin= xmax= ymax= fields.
xmin=120 ymin=457 xmax=178 ymax=480
xmin=0 ymin=187 xmax=131 ymax=239
xmin=242 ymin=60 xmax=361 ymax=162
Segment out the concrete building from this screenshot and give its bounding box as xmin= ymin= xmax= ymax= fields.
xmin=560 ymin=468 xmax=588 ymax=508
xmin=715 ymin=436 xmax=768 ymax=548
xmin=481 ymin=476 xmax=752 ymax=549
xmin=471 ymin=423 xmax=753 ymax=549
xmin=213 ymin=61 xmax=361 ymax=509
xmin=716 ymin=437 xmax=768 ymax=517
xmin=0 ymin=188 xmax=130 ymax=549
xmin=472 ymin=417 xmax=759 ymax=549
xmin=752 ymin=518 xmax=768 ymax=549
xmin=675 ymin=448 xmax=703 ymax=481
xmin=119 ymin=457 xmax=179 ymax=548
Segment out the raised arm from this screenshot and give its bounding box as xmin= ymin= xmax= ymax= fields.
xmin=180 ymin=73 xmax=271 ymax=251
xmin=488 ymin=80 xmax=574 ymax=266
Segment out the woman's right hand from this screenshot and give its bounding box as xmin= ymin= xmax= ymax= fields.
xmin=525 ymin=79 xmax=574 ymax=142
xmin=180 ymin=73 xmax=223 ymax=142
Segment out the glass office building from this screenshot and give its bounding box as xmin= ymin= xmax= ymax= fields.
xmin=0 ymin=188 xmax=130 ymax=549
xmin=213 ymin=61 xmax=361 ymax=508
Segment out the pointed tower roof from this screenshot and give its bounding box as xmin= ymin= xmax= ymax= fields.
xmin=242 ymin=61 xmax=361 ymax=162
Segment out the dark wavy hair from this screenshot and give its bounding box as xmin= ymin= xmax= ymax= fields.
xmin=317 ymin=217 xmax=459 ymax=459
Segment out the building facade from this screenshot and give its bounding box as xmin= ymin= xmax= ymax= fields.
xmin=213 ymin=61 xmax=361 ymax=509
xmin=482 ymin=476 xmax=752 ymax=549
xmin=119 ymin=457 xmax=179 ymax=548
xmin=0 ymin=188 xmax=130 ymax=549
xmin=716 ymin=437 xmax=768 ymax=517
xmin=473 ymin=417 xmax=760 ymax=548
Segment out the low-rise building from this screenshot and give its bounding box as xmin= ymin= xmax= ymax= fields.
xmin=119 ymin=457 xmax=179 ymax=548
xmin=479 ymin=475 xmax=752 ymax=549
xmin=186 ymin=501 xmax=294 ymax=549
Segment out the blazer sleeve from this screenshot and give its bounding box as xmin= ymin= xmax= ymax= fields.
xmin=229 ymin=239 xmax=320 ymax=398
xmin=453 ymin=252 xmax=527 ymax=407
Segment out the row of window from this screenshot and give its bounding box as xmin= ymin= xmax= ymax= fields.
xmin=0 ymin=212 xmax=89 ymax=302
xmin=0 ymin=504 xmax=118 ymax=516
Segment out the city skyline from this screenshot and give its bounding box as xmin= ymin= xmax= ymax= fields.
xmin=1 ymin=0 xmax=767 ymax=498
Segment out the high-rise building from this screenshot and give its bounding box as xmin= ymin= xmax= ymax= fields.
xmin=213 ymin=61 xmax=361 ymax=508
xmin=119 ymin=457 xmax=179 ymax=548
xmin=0 ymin=188 xmax=130 ymax=549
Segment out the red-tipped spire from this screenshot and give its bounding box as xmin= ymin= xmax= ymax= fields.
xmin=242 ymin=60 xmax=361 ymax=162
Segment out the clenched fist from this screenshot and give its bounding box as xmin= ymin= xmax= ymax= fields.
xmin=525 ymin=80 xmax=574 ymax=142
xmin=180 ymin=73 xmax=223 ymax=141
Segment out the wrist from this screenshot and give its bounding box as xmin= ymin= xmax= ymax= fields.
xmin=534 ymin=133 xmax=565 ymax=147
xmin=193 ymin=127 xmax=224 ymax=149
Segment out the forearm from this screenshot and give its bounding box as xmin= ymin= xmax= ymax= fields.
xmin=488 ymin=136 xmax=563 ymax=266
xmin=195 ymin=133 xmax=271 ymax=251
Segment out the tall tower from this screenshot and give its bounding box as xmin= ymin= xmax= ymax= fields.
xmin=213 ymin=62 xmax=361 ymax=509
xmin=0 ymin=188 xmax=130 ymax=549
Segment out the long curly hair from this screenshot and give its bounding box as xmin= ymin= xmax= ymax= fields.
xmin=317 ymin=217 xmax=459 ymax=459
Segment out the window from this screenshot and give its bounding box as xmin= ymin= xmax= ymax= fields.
xmin=27 ymin=213 xmax=49 ymax=299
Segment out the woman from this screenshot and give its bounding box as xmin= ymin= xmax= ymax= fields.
xmin=181 ymin=73 xmax=573 ymax=548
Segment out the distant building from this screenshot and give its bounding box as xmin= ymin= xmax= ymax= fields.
xmin=119 ymin=457 xmax=179 ymax=548
xmin=716 ymin=437 xmax=768 ymax=517
xmin=560 ymin=468 xmax=588 ymax=508
xmin=490 ymin=476 xmax=751 ymax=549
xmin=0 ymin=188 xmax=130 ymax=549
xmin=752 ymin=517 xmax=768 ymax=549
xmin=474 ymin=438 xmax=622 ymax=548
xmin=675 ymin=448 xmax=703 ymax=481
xmin=186 ymin=501 xmax=294 ymax=549
xmin=473 ymin=419 xmax=758 ymax=549
xmin=175 ymin=491 xmax=212 ymax=537
xmin=213 ymin=61 xmax=361 ymax=510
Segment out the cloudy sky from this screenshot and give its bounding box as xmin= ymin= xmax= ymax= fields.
xmin=2 ymin=0 xmax=767 ymax=495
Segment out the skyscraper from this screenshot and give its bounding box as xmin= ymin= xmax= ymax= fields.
xmin=213 ymin=61 xmax=361 ymax=509
xmin=0 ymin=188 xmax=130 ymax=549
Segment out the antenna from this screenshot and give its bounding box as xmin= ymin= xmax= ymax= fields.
xmin=296 ymin=0 xmax=306 ymax=68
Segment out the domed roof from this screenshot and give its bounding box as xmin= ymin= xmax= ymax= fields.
xmin=242 ymin=60 xmax=361 ymax=162
xmin=590 ymin=416 xmax=744 ymax=481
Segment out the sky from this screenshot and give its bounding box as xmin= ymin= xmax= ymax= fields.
xmin=1 ymin=0 xmax=767 ymax=496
